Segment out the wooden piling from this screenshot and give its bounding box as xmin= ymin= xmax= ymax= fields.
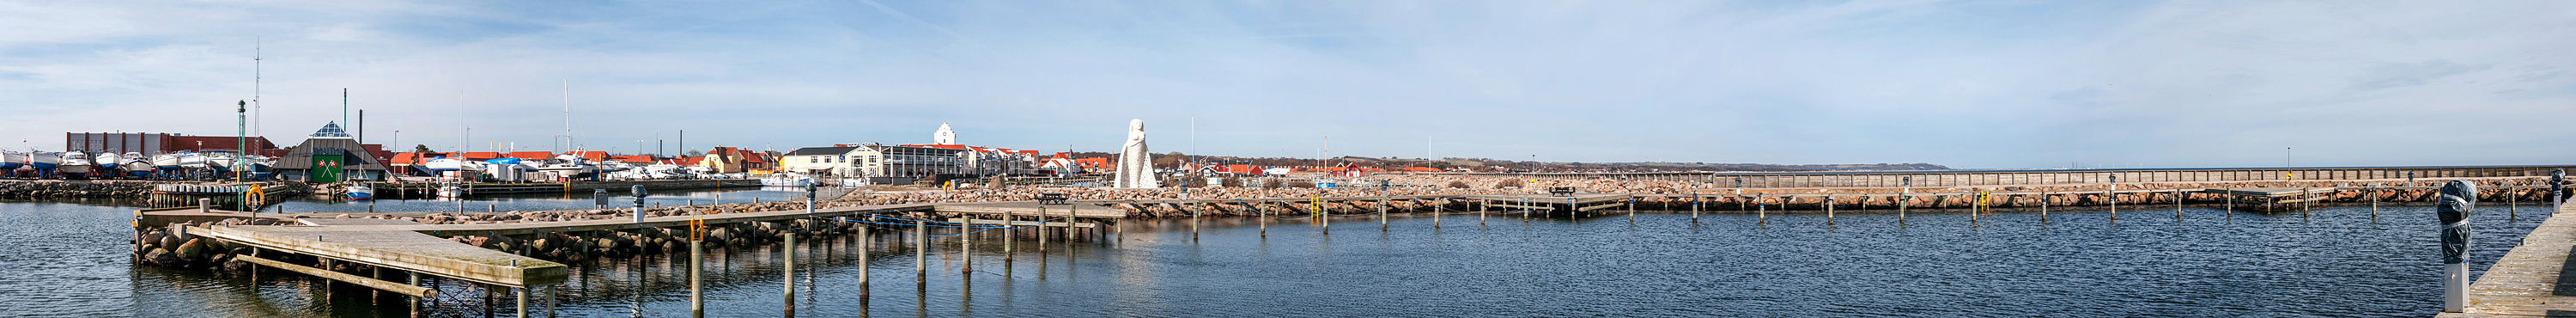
xmin=783 ymin=232 xmax=796 ymax=317
xmin=914 ymin=221 xmax=926 ymax=287
xmin=690 ymin=240 xmax=702 ymax=318
xmin=859 ymin=224 xmax=870 ymax=298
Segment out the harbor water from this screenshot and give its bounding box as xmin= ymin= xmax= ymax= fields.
xmin=0 ymin=194 xmax=2555 ymax=316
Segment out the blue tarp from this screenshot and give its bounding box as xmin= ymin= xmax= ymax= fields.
xmin=484 ymin=158 xmax=521 ymax=164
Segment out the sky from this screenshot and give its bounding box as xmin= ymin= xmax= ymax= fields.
xmin=2 ymin=0 xmax=2570 ymax=169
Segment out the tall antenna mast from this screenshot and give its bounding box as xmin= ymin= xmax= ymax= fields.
xmin=562 ymin=79 xmax=572 ymax=153
xmin=253 ymin=37 xmax=263 ymax=138
xmin=342 ymin=89 xmax=349 ymax=131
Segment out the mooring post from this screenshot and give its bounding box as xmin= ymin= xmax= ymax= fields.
xmin=2175 ymin=188 xmax=2184 ymax=221
xmin=516 ymin=286 xmax=528 ymax=318
xmin=1756 ymin=194 xmax=1766 ymax=225
xmin=410 ymin=272 xmax=422 ymax=318
xmin=1434 ymin=198 xmax=1443 ymax=228
xmin=1478 ymin=199 xmax=1487 ymax=226
xmin=914 ymin=220 xmax=927 ymax=287
xmin=1826 ymin=194 xmax=1836 ymax=225
xmin=961 ymin=218 xmax=972 ymax=275
xmin=1626 ymin=196 xmax=1637 ymax=224
xmin=690 ymin=239 xmax=702 ymax=318
xmin=2225 ymin=187 xmax=2234 ymax=217
xmin=1691 ymin=193 xmax=1701 ymax=225
xmin=2039 ymin=191 xmax=2049 ymax=222
xmin=781 ymin=232 xmax=796 ymax=316
xmin=1379 ymin=198 xmax=1389 ymax=232
xmin=2552 ymin=169 xmax=2565 ymax=213
xmin=2108 ymin=174 xmax=2118 ymax=221
xmin=2439 ymin=180 xmax=2476 ymax=313
xmin=1899 ymin=177 xmax=1911 ymax=224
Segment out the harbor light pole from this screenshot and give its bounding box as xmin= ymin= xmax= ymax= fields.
xmin=235 ymin=101 xmax=246 ymax=211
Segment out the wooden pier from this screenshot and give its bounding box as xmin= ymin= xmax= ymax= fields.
xmin=146 ymin=199 xmax=1132 ymax=315
xmin=2439 ymin=199 xmax=2576 ymax=317
xmin=370 ymin=179 xmax=758 ymax=199
xmin=1464 ymin=193 xmax=1635 ymax=213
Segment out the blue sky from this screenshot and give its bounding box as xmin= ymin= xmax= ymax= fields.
xmin=2 ymin=1 xmax=2570 ymax=168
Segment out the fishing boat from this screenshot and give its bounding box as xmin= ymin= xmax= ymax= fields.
xmin=59 ymin=151 xmax=92 ymax=179
xmin=120 ymin=152 xmax=154 ymax=178
xmin=345 ymin=182 xmax=374 ymax=200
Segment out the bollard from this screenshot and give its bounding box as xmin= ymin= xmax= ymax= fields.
xmin=199 ymin=198 xmax=210 ymax=214
xmin=2553 ymin=169 xmax=2566 ymax=211
xmin=961 ymin=219 xmax=973 ymax=275
xmin=2439 ymin=180 xmax=2477 ymax=313
xmin=632 ymin=186 xmax=648 ymax=223
xmin=1826 ymin=194 xmax=1835 ymax=225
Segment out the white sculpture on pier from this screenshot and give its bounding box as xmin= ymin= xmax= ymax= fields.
xmin=1112 ymin=119 xmax=1159 ymax=188
xmin=933 ymin=122 xmax=957 ymax=145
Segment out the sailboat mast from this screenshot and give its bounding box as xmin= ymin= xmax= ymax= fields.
xmin=563 ymin=80 xmax=572 ymax=153
xmin=253 ymin=37 xmax=262 ymax=138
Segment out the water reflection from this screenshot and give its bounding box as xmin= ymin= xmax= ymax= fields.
xmin=3 ymin=199 xmax=2560 ymax=316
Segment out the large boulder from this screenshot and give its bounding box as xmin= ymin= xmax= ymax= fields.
xmin=144 ymin=248 xmax=180 ymax=267
xmin=175 ymin=238 xmax=209 ymax=261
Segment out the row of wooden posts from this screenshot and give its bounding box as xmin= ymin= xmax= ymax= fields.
xmin=260 ymin=184 xmax=2561 ymax=317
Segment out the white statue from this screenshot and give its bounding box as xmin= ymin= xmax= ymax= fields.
xmin=1112 ymin=119 xmax=1158 ymax=188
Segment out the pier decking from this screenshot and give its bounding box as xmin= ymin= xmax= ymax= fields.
xmin=151 ymin=199 xmax=1132 ymax=300
xmin=2439 ymin=199 xmax=2576 ymax=317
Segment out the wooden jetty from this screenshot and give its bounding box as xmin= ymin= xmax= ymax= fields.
xmin=2439 ymin=199 xmax=2576 ymax=317
xmin=370 ymin=179 xmax=758 ymax=199
xmin=1463 ymin=193 xmax=1635 ymax=213
xmin=2201 ymin=187 xmax=2334 ymax=211
xmin=147 ymin=199 xmax=1131 ymax=316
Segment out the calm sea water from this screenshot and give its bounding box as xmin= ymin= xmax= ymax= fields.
xmin=1 ymin=193 xmax=2555 ymax=317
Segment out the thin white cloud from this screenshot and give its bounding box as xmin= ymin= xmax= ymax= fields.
xmin=0 ymin=0 xmax=2568 ymax=168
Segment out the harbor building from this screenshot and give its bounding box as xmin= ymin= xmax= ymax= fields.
xmin=63 ymin=132 xmax=279 ymax=154
xmin=271 ymin=123 xmax=389 ymax=182
xmin=696 ymin=146 xmax=773 ymax=174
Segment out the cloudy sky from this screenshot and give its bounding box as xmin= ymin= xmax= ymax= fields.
xmin=3 ymin=1 xmax=2569 ymax=168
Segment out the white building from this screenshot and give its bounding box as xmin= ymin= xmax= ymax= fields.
xmin=780 ymin=144 xmax=968 ymax=180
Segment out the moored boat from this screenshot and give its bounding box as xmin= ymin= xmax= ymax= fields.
xmin=346 ymin=182 xmax=374 ymax=200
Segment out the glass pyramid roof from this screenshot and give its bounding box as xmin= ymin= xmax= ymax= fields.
xmin=310 ymin=122 xmax=352 ymax=138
